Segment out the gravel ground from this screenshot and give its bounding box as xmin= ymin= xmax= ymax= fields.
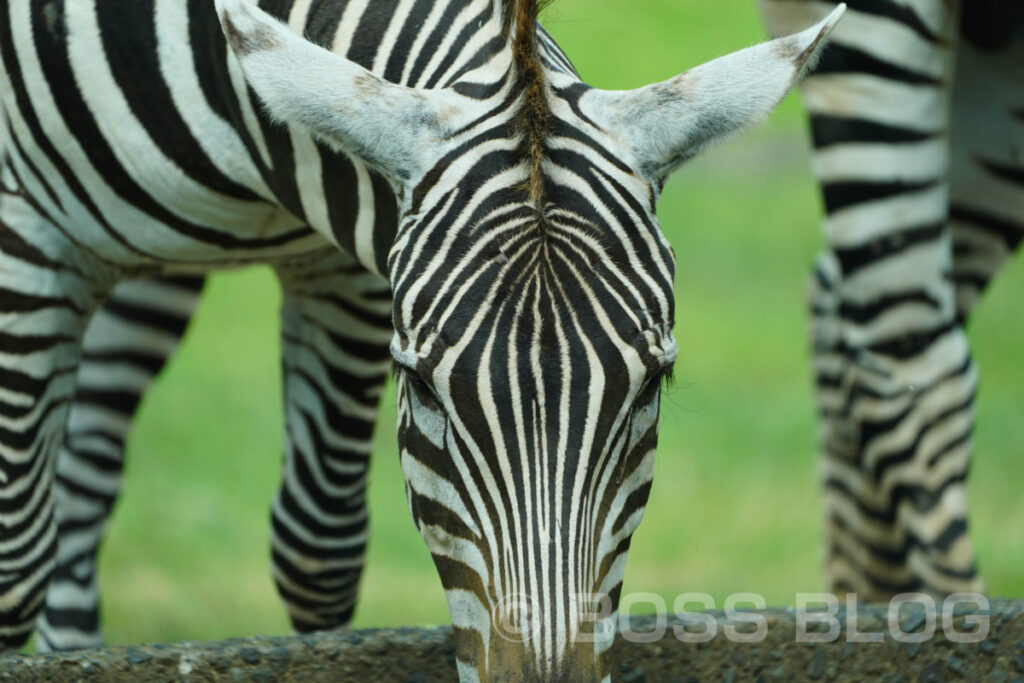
xmin=3 ymin=600 xmax=1022 ymax=682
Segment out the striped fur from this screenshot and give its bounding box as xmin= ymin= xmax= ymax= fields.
xmin=0 ymin=0 xmax=841 ymax=678
xmin=37 ymin=275 xmax=204 ymax=651
xmin=759 ymin=0 xmax=1024 ymax=600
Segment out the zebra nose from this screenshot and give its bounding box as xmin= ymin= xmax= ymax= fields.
xmin=484 ymin=630 xmax=603 ymax=683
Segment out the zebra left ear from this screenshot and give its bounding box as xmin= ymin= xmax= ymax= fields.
xmin=585 ymin=4 xmax=846 ymax=182
xmin=215 ymin=0 xmax=461 ymax=184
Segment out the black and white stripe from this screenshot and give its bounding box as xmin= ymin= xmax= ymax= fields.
xmin=36 ymin=275 xmax=204 ymax=651
xmin=0 ymin=0 xmax=841 ymax=679
xmin=760 ymin=0 xmax=1024 ymax=600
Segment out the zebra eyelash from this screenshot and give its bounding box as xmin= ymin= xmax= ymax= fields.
xmin=635 ymin=365 xmax=675 ymax=406
xmin=393 ymin=360 xmax=424 ymax=385
xmin=391 ymin=359 xmax=407 ymax=380
xmin=394 ymin=361 xmax=443 ymax=403
xmin=648 ymin=365 xmax=675 ymax=390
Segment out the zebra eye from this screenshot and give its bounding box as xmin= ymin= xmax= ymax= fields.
xmin=399 ymin=366 xmax=443 ymax=409
xmin=634 ymin=377 xmax=661 ymax=409
xmin=635 ymin=368 xmax=672 ymax=409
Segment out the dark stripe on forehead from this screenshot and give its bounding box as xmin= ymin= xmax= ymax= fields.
xmin=409 ymin=120 xmax=517 ymax=213
xmin=445 ymin=255 xmax=635 ymax=457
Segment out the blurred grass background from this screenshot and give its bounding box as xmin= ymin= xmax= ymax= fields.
xmin=97 ymin=0 xmax=1024 ymax=644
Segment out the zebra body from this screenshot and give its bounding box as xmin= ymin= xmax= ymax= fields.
xmin=759 ymin=0 xmax=1024 ymax=600
xmin=0 ymin=0 xmax=841 ymax=678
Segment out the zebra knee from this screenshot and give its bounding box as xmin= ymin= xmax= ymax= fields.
xmin=0 ymin=187 xmax=117 ymax=652
xmin=269 ymin=488 xmax=368 ymax=631
xmin=36 ymin=275 xmax=207 ymax=651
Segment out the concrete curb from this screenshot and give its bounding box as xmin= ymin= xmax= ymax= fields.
xmin=4 ymin=600 xmax=1023 ymax=681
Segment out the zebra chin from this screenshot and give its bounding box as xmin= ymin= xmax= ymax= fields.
xmin=429 ymin=561 xmax=635 ymax=681
xmin=444 ymin=594 xmax=620 ymax=683
xmin=411 ymin=482 xmax=649 ymax=683
xmin=478 ymin=636 xmax=609 ymax=683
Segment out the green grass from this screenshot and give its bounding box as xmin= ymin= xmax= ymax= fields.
xmin=94 ymin=0 xmax=1024 ymax=645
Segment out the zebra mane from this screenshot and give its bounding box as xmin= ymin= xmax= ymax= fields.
xmin=506 ymin=0 xmax=553 ymax=211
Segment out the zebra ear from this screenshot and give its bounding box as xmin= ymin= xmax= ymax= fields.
xmin=215 ymin=0 xmax=454 ymax=183
xmin=585 ymin=4 xmax=846 ymax=182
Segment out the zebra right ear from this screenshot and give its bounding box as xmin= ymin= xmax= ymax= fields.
xmin=583 ymin=4 xmax=845 ymax=182
xmin=215 ymin=0 xmax=464 ymax=184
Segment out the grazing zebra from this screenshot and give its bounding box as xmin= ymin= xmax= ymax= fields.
xmin=0 ymin=0 xmax=842 ymax=677
xmin=759 ymin=0 xmax=1024 ymax=601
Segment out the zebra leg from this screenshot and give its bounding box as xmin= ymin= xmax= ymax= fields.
xmin=765 ymin=0 xmax=986 ymax=599
xmin=808 ymin=3 xmax=1024 ymax=602
xmin=947 ymin=26 xmax=1024 ymax=323
xmin=814 ymin=263 xmax=982 ymax=600
xmin=0 ymin=179 xmax=115 ymax=651
xmin=35 ymin=276 xmax=205 ymax=652
xmin=272 ymin=251 xmax=392 ymax=631
xmin=804 ymin=250 xmax=980 ymax=601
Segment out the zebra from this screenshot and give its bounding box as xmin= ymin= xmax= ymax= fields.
xmin=0 ymin=0 xmax=843 ymax=678
xmin=39 ymin=275 xmax=205 ymax=651
xmin=758 ymin=0 xmax=1024 ymax=602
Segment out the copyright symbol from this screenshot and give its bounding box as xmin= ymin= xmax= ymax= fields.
xmin=492 ymin=593 xmax=540 ymax=643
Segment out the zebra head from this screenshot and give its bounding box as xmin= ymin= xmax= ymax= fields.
xmin=218 ymin=1 xmax=844 ymax=680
